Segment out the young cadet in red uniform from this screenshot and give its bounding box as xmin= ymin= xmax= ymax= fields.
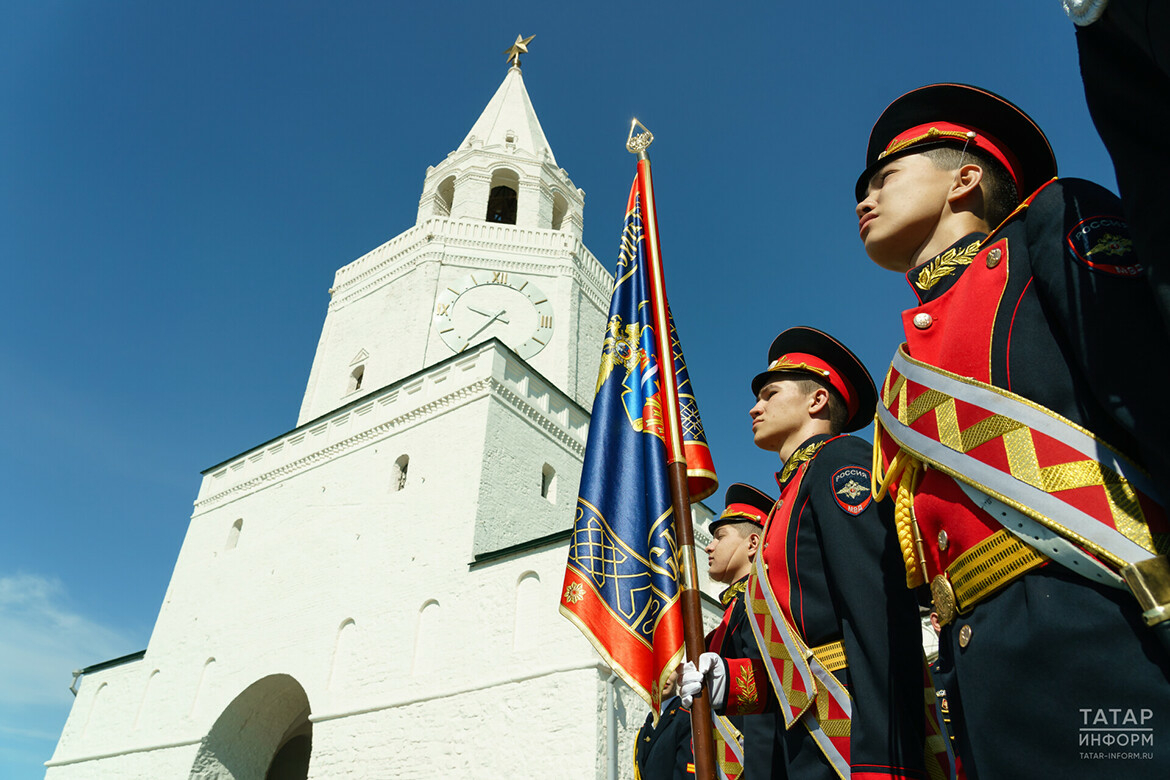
xmin=856 ymin=84 xmax=1170 ymax=779
xmin=704 ymin=483 xmax=777 ymax=779
xmin=682 ymin=327 xmax=933 ymax=780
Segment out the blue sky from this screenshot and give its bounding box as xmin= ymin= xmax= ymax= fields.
xmin=0 ymin=2 xmax=1117 ymax=776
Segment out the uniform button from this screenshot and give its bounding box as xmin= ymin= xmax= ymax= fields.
xmin=986 ymin=248 xmax=1003 ymax=268
xmin=913 ymin=312 xmax=933 ymax=330
xmin=937 ymin=530 xmax=949 ymax=551
xmin=958 ymin=624 xmax=973 ymax=648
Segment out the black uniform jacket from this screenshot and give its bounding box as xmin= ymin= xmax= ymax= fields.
xmin=889 ymin=178 xmax=1170 ymax=779
xmin=708 ymin=577 xmax=778 ymax=779
xmin=634 ymin=696 xmax=694 ymax=780
xmin=722 ymin=434 xmax=927 ymax=780
xmin=1075 ymin=5 xmax=1170 ymax=335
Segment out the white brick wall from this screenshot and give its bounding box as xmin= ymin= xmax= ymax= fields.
xmin=47 ymin=343 xmax=723 ymax=779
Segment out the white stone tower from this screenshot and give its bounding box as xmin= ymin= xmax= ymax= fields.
xmin=45 ymin=45 xmax=718 ymax=780
xmin=297 ymin=57 xmax=600 ymax=428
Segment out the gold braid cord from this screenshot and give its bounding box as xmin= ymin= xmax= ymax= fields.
xmin=879 ymin=127 xmax=973 ymax=160
xmin=896 ymin=459 xmax=926 ymax=588
xmin=873 ymin=419 xmax=928 ymax=588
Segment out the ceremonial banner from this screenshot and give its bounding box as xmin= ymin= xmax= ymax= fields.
xmin=560 ymin=174 xmax=716 ymax=713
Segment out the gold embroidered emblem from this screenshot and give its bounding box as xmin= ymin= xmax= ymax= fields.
xmin=880 ymin=126 xmax=974 ymax=160
xmin=563 ymin=582 xmax=585 ymax=604
xmin=732 ymin=663 xmax=759 ymax=716
xmin=836 ymin=479 xmax=867 ymax=500
xmin=596 ymin=315 xmax=649 ymax=395
xmin=1086 ymin=233 xmax=1133 ymax=257
xmin=764 ymin=356 xmax=831 ymax=378
xmin=780 ymin=440 xmax=824 ymax=483
xmin=720 ymin=579 xmax=749 ymax=607
xmin=914 ymin=239 xmax=983 ymax=291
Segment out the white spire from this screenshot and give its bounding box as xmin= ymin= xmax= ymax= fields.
xmin=458 ymin=65 xmax=557 ymax=166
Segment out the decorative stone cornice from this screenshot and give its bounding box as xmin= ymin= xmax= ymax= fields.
xmin=329 ymin=217 xmax=611 ymax=312
xmin=331 ymin=227 xmax=426 ymax=289
xmin=441 ymin=253 xmax=569 ymax=279
xmin=329 ymin=254 xmax=427 ymax=310
xmin=441 ymin=147 xmax=548 ymax=173
xmin=194 ymin=346 xmax=588 ymax=513
xmin=195 ymin=378 xmax=493 ymax=511
xmin=488 ymin=377 xmax=586 ymax=458
xmin=455 ymin=170 xmax=494 ymax=184
xmin=570 ymin=249 xmax=611 ymax=313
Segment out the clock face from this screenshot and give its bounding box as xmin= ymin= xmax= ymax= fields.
xmin=433 ymin=271 xmax=554 ymax=360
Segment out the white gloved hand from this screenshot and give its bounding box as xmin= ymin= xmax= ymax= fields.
xmin=679 ymin=653 xmax=727 ymax=710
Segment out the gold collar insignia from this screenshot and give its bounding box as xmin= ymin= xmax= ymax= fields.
xmin=914 ymin=238 xmax=983 ymax=291
xmin=780 ymin=440 xmax=825 ymax=483
xmin=720 ymin=578 xmax=749 ymax=607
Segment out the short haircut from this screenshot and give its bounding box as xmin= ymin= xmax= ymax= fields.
xmin=790 ymin=375 xmax=849 ymax=434
xmin=922 ymin=146 xmax=1019 ymax=228
xmin=716 ymin=520 xmax=763 ymax=540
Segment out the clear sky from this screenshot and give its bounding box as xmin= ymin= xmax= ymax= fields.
xmin=0 ymin=2 xmax=1117 ymax=776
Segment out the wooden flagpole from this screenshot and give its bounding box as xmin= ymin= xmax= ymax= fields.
xmin=628 ymin=120 xmax=717 ymax=780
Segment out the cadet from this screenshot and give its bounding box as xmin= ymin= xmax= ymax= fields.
xmin=856 ymin=84 xmax=1170 ymax=778
xmin=704 ymin=483 xmax=776 ymax=779
xmin=634 ymin=668 xmax=694 ymax=780
xmin=683 ymin=327 xmax=936 ymax=780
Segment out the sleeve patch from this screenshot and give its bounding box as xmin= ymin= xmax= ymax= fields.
xmin=1066 ymin=216 xmax=1144 ymax=277
xmin=832 ymin=466 xmax=872 ymax=516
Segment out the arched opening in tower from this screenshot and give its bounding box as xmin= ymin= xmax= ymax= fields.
xmin=551 ymin=191 xmax=568 ymax=231
xmin=435 ymin=175 xmax=455 ymax=217
xmin=486 ymin=168 xmax=520 ymax=224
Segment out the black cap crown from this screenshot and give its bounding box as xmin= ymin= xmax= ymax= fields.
xmin=710 ymin=483 xmax=774 ymax=533
xmin=751 ymin=326 xmax=877 ymax=433
xmin=856 ymin=83 xmax=1056 ymax=202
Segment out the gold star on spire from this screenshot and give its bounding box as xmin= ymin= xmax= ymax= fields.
xmin=504 ymin=34 xmax=535 ymax=68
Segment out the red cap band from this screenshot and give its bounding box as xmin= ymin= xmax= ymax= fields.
xmin=881 ymin=121 xmax=1022 ymax=192
xmin=763 ymin=352 xmax=860 ymax=419
xmin=720 ymin=502 xmax=768 ymax=526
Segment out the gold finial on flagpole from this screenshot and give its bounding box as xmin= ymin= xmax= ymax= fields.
xmin=627 ymin=119 xmax=654 ymax=155
xmin=504 ymin=34 xmax=535 ymax=68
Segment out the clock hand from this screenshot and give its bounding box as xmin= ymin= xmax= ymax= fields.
xmin=466 ymin=304 xmax=510 ymax=324
xmin=464 ymin=308 xmax=508 ymax=342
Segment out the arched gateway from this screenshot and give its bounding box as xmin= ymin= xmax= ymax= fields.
xmin=189 ymin=674 xmax=311 ymax=780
